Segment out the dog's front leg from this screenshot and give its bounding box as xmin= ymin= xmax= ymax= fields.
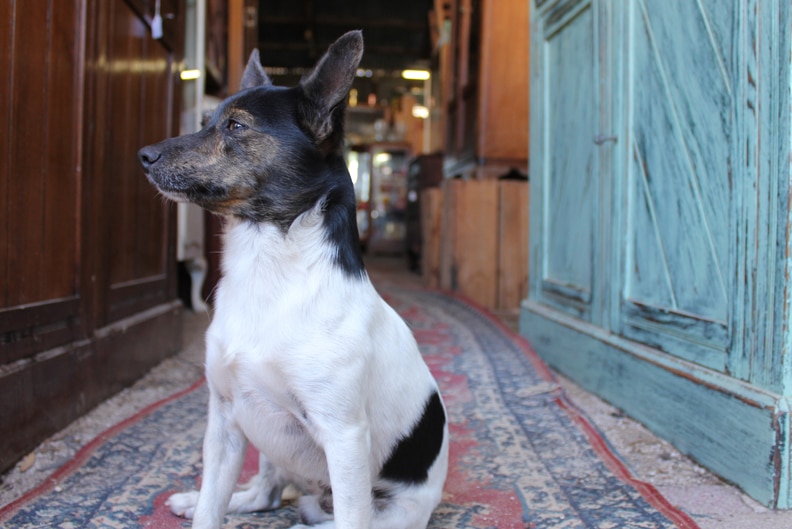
xmin=191 ymin=387 xmax=247 ymax=529
xmin=323 ymin=423 xmax=373 ymax=529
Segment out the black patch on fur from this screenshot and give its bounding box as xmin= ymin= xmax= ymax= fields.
xmin=321 ymin=160 xmax=365 ymax=278
xmin=380 ymin=391 xmax=445 ymax=484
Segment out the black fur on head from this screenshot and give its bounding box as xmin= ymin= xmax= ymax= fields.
xmin=137 ymin=31 xmax=365 ymax=276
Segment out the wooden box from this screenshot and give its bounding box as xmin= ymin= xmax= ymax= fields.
xmin=425 ymin=179 xmax=528 ymax=310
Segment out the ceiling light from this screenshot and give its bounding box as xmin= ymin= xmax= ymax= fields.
xmin=402 ymin=69 xmax=430 ymax=81
xmin=180 ymin=69 xmax=201 ymax=80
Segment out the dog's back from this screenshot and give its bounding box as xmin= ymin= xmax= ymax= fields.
xmin=139 ymin=31 xmax=448 ymax=529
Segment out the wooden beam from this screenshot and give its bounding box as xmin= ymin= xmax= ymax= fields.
xmin=227 ymin=0 xmax=244 ymax=93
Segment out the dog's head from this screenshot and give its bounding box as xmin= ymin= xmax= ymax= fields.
xmin=138 ymin=31 xmax=363 ymax=228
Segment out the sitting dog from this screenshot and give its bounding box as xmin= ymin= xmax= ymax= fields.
xmin=137 ymin=31 xmax=448 ymax=529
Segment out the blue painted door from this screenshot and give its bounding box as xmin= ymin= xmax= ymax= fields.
xmin=531 ymin=0 xmax=735 ymax=372
xmin=525 ymin=0 xmax=792 ymax=507
xmin=529 ymin=0 xmax=602 ymax=324
xmin=620 ymin=1 xmax=734 ymax=371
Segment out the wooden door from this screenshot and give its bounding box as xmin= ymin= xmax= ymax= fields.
xmin=0 ymin=0 xmax=183 ymax=473
xmin=528 ymin=0 xmax=603 ymax=323
xmin=620 ymin=1 xmax=733 ymax=372
xmin=525 ymin=0 xmax=792 ymax=507
xmin=85 ymin=0 xmax=181 ymax=327
xmin=0 ymin=0 xmax=89 ymax=470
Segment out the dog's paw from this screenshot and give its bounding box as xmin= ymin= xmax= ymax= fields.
xmin=166 ymin=490 xmax=200 ymax=518
xmin=297 ymin=494 xmax=333 ymax=525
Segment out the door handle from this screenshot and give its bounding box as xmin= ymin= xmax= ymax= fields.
xmin=594 ymin=134 xmax=618 ymax=145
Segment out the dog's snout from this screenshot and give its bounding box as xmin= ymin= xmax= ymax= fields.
xmin=138 ymin=146 xmax=162 ymax=169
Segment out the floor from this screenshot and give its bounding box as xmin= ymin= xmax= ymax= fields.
xmin=2 ymin=257 xmax=792 ymax=529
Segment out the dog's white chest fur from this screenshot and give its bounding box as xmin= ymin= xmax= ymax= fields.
xmin=205 ymin=207 xmax=438 ymax=490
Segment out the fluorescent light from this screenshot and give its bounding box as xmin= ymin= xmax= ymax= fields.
xmin=180 ymin=69 xmax=201 ymax=80
xmin=402 ymin=69 xmax=430 ymax=81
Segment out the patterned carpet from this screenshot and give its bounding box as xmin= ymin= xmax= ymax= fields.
xmin=0 ymin=287 xmax=699 ymax=528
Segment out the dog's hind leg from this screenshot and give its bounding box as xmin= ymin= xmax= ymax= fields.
xmin=167 ymin=453 xmax=289 ymax=518
xmin=225 ymin=454 xmax=289 ymax=513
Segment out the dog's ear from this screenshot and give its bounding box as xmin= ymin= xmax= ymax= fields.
xmin=299 ymin=30 xmax=363 ymax=145
xmin=240 ymin=49 xmax=271 ymax=90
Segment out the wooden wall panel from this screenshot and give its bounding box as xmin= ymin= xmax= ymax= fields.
xmin=7 ymin=1 xmax=50 ymax=307
xmin=478 ymin=0 xmax=529 ymax=161
xmin=107 ymin=0 xmax=140 ymax=286
xmin=621 ymin=1 xmax=731 ymax=371
xmin=533 ymin=2 xmax=597 ymax=321
xmin=0 ymin=0 xmax=12 ymax=308
xmin=44 ymin=0 xmax=83 ymax=302
xmin=1 ymin=0 xmax=82 ymax=308
xmin=440 ymin=179 xmax=500 ymax=308
xmin=498 ymin=181 xmax=528 ymax=310
xmin=420 ymin=188 xmax=443 ymax=288
xmin=99 ymin=0 xmax=178 ymax=324
xmin=0 ymin=0 xmax=184 ymax=474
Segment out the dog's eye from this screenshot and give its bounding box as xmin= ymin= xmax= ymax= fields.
xmin=227 ymin=119 xmax=244 ymax=131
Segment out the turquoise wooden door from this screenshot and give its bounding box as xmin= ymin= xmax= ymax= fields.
xmin=524 ymin=0 xmax=792 ymax=508
xmin=622 ymin=0 xmax=733 ymax=372
xmin=529 ymin=0 xmax=603 ymax=324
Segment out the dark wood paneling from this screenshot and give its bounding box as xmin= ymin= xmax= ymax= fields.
xmin=1 ymin=0 xmax=83 ymax=360
xmin=7 ymin=0 xmax=50 ymax=307
xmin=44 ymin=0 xmax=83 ymax=301
xmin=2 ymin=0 xmax=81 ymax=308
xmin=102 ymin=0 xmax=177 ymax=321
xmin=0 ymin=0 xmax=11 ymax=307
xmin=0 ymin=298 xmax=80 ymax=364
xmin=0 ymin=0 xmax=184 ymax=474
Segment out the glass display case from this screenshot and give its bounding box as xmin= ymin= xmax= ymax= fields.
xmin=367 ymin=143 xmax=411 ymax=254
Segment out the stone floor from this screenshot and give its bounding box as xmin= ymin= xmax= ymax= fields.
xmin=2 ymin=257 xmax=792 ymax=529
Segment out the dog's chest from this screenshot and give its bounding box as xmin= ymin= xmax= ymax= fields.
xmin=204 ymin=217 xmax=371 ymax=439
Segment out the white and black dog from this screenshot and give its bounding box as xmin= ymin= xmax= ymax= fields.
xmin=137 ymin=31 xmax=448 ymax=529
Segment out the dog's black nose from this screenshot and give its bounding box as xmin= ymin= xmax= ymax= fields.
xmin=138 ymin=146 xmax=161 ymax=169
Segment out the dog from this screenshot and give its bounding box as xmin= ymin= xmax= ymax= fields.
xmin=137 ymin=31 xmax=448 ymax=529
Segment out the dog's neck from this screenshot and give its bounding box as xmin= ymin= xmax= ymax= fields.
xmin=219 ymin=200 xmax=365 ymax=297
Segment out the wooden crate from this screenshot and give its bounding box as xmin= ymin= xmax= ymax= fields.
xmin=438 ymin=179 xmax=499 ymax=308
xmin=498 ymin=180 xmax=529 ymax=310
xmin=420 ymin=188 xmax=444 ymax=288
xmin=425 ymin=179 xmax=528 ymax=310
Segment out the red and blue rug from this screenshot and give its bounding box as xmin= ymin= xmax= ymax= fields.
xmin=0 ymin=287 xmax=699 ymax=528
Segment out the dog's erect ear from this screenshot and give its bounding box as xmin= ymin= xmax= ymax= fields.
xmin=300 ymin=31 xmax=364 ymax=143
xmin=240 ymin=49 xmax=271 ymax=90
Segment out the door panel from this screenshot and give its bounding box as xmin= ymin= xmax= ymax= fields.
xmin=0 ymin=0 xmax=83 ymax=362
xmin=534 ymin=1 xmax=598 ymax=320
xmin=3 ymin=0 xmax=81 ymax=308
xmin=0 ymin=0 xmax=183 ymax=474
xmin=622 ymin=0 xmax=733 ymax=370
xmin=99 ymin=0 xmax=178 ymax=324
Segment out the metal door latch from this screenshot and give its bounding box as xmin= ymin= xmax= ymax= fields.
xmin=594 ymin=134 xmax=618 ymax=145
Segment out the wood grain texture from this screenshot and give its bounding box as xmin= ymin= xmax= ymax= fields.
xmin=439 ymin=179 xmax=499 ymax=308
xmin=0 ymin=0 xmax=184 ymax=474
xmin=477 ymin=0 xmax=529 ymax=161
xmin=622 ymin=0 xmax=731 ymax=369
xmin=420 ymin=188 xmax=444 ymax=288
xmin=531 ymin=1 xmax=597 ymax=322
xmin=525 ymin=0 xmax=792 ymax=507
xmin=498 ymin=181 xmax=528 ymax=310
xmin=0 ymin=0 xmax=12 ymax=309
